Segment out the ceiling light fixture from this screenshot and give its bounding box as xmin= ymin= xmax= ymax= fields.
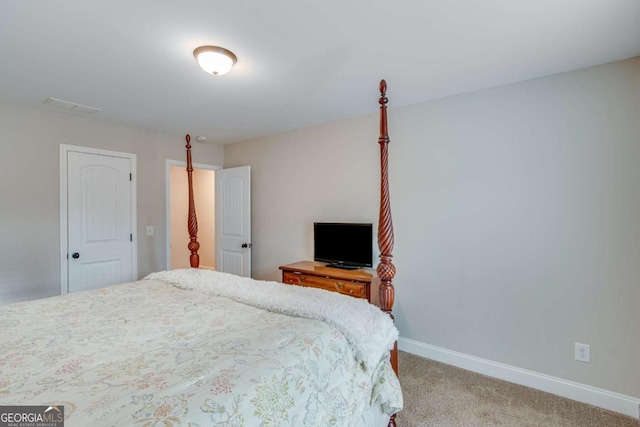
xmin=193 ymin=46 xmax=237 ymax=76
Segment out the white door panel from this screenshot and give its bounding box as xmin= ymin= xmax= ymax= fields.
xmin=215 ymin=166 xmax=251 ymax=277
xmin=67 ymin=151 xmax=133 ymax=292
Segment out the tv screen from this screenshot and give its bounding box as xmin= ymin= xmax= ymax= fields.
xmin=314 ymin=222 xmax=373 ymax=269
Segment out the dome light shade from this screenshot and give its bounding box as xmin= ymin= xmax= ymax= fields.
xmin=193 ymin=46 xmax=237 ymax=76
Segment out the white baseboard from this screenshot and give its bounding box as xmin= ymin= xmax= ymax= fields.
xmin=398 ymin=337 xmax=640 ymax=419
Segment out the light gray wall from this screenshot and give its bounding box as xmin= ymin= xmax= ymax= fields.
xmin=0 ymin=102 xmax=224 ymax=304
xmin=224 ymin=57 xmax=640 ymax=398
xmin=225 ymin=115 xmax=380 ymax=280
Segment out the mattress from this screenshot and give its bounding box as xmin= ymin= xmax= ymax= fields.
xmin=0 ymin=269 xmax=402 ymax=426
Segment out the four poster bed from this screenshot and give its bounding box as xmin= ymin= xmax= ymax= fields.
xmin=0 ymin=82 xmax=402 ymax=426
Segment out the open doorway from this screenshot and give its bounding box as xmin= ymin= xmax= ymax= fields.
xmin=166 ymin=160 xmax=220 ymax=270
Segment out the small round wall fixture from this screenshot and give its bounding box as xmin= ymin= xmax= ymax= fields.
xmin=193 ymin=46 xmax=237 ymax=76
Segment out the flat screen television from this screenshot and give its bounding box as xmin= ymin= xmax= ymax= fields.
xmin=314 ymin=222 xmax=373 ymax=269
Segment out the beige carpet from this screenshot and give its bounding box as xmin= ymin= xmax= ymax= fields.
xmin=396 ymin=351 xmax=639 ymax=426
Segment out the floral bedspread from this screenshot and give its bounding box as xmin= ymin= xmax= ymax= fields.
xmin=0 ymin=279 xmax=402 ymax=426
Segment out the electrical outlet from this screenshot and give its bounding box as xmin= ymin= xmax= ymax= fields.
xmin=146 ymin=225 xmax=154 ymax=236
xmin=574 ymin=343 xmax=590 ymax=363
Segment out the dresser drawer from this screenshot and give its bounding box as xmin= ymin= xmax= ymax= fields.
xmin=283 ymin=272 xmax=367 ymax=299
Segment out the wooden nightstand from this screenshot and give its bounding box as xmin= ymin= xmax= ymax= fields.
xmin=279 ymin=261 xmax=379 ymax=304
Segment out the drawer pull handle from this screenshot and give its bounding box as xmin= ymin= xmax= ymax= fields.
xmin=335 ymin=282 xmax=344 ymax=289
xmin=349 ymin=289 xmax=354 ymax=295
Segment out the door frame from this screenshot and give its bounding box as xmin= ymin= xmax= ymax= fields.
xmin=165 ymin=159 xmax=221 ymax=269
xmin=60 ymin=144 xmax=138 ymax=295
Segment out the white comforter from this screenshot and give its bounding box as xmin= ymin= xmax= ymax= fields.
xmin=0 ymin=269 xmax=402 ymax=426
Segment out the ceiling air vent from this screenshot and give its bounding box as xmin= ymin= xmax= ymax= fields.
xmin=44 ymin=97 xmax=101 ymax=114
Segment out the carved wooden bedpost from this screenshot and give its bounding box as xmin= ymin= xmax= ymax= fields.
xmin=378 ymin=80 xmax=398 ymax=427
xmin=185 ymin=134 xmax=200 ymax=268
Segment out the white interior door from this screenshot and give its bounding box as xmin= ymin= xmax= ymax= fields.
xmin=67 ymin=151 xmax=134 ymax=292
xmin=215 ymin=166 xmax=251 ymax=277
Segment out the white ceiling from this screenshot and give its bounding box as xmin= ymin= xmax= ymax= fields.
xmin=1 ymin=0 xmax=638 ymax=144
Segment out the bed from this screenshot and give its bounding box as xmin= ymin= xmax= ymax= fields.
xmin=0 ymin=81 xmax=401 ymax=426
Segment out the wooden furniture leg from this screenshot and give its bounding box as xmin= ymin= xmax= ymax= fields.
xmin=185 ymin=134 xmax=200 ymax=268
xmin=378 ymin=80 xmax=398 ymax=427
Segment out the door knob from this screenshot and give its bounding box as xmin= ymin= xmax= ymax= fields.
xmin=71 ymin=252 xmax=80 ymax=259
xmin=241 ymin=243 xmax=252 ymax=248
